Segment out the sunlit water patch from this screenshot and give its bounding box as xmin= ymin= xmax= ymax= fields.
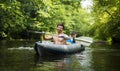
xmin=8 ymin=46 xmax=34 ymax=50
xmin=75 ymin=47 xmax=94 ymax=71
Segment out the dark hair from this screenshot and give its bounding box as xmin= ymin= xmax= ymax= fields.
xmin=57 ymin=23 xmax=64 ymax=29
xmin=71 ymin=31 xmax=77 ymax=35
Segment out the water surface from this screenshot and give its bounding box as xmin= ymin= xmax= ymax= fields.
xmin=0 ymin=40 xmax=120 ymax=71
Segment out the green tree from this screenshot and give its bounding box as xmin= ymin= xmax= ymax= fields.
xmin=90 ymin=0 xmax=120 ymax=43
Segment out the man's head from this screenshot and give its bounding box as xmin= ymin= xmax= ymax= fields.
xmin=57 ymin=23 xmax=64 ymax=29
xmin=71 ymin=31 xmax=77 ymax=35
xmin=71 ymin=31 xmax=77 ymax=38
xmin=57 ymin=23 xmax=65 ymax=33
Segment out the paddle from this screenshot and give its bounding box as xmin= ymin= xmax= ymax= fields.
xmin=28 ymin=31 xmax=46 ymax=34
xmin=28 ymin=31 xmax=71 ymax=39
xmin=28 ymin=31 xmax=93 ymax=46
xmin=75 ymin=36 xmax=93 ymax=46
xmin=75 ymin=36 xmax=93 ymax=43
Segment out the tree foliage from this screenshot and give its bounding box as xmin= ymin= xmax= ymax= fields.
xmin=1 ymin=0 xmax=120 ymax=44
xmin=0 ymin=0 xmax=92 ymax=39
xmin=90 ymin=0 xmax=120 ymax=43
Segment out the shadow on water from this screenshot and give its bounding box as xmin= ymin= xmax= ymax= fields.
xmin=89 ymin=43 xmax=120 ymax=71
xmin=0 ymin=40 xmax=36 ymax=71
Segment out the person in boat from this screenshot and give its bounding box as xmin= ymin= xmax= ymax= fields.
xmin=43 ymin=23 xmax=69 ymax=45
xmin=67 ymin=31 xmax=77 ymax=44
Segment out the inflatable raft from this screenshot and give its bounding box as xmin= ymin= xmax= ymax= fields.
xmin=34 ymin=41 xmax=85 ymax=56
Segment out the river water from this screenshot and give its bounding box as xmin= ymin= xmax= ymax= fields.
xmin=0 ymin=40 xmax=120 ymax=71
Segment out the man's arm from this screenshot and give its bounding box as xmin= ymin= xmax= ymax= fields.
xmin=43 ymin=34 xmax=53 ymax=40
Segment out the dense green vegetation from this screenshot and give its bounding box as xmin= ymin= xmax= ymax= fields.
xmin=91 ymin=0 xmax=120 ymax=43
xmin=0 ymin=0 xmax=120 ymax=43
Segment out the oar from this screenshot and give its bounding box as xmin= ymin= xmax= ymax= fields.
xmin=28 ymin=31 xmax=93 ymax=43
xmin=34 ymin=31 xmax=46 ymax=34
xmin=75 ymin=36 xmax=93 ymax=46
xmin=75 ymin=36 xmax=93 ymax=43
xmin=28 ymin=31 xmax=70 ymax=39
xmin=28 ymin=31 xmax=51 ymax=35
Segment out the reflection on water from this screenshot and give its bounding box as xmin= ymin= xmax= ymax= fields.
xmin=75 ymin=47 xmax=94 ymax=71
xmin=0 ymin=40 xmax=120 ymax=71
xmin=35 ymin=54 xmax=84 ymax=71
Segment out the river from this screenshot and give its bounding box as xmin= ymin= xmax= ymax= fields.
xmin=0 ymin=40 xmax=120 ymax=71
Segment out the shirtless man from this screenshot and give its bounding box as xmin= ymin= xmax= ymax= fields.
xmin=43 ymin=23 xmax=69 ymax=45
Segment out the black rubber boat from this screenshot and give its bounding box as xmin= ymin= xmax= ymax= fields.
xmin=34 ymin=41 xmax=85 ymax=56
